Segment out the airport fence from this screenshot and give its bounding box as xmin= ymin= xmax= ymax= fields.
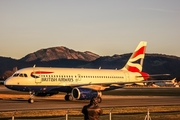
xmin=1 ymin=105 xmax=180 ymax=120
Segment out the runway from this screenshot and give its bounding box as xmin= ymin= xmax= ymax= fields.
xmin=1 ymin=85 xmax=180 ymax=112
xmin=1 ymin=96 xmax=180 ymax=112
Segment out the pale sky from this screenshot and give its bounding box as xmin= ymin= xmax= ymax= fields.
xmin=0 ymin=0 xmax=180 ymax=59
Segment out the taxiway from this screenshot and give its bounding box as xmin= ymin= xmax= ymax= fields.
xmin=1 ymin=86 xmax=180 ymax=112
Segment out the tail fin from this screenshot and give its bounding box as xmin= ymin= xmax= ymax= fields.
xmin=122 ymin=41 xmax=147 ymax=72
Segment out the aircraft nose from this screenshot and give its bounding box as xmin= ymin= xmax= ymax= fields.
xmin=4 ymin=79 xmax=8 ymax=86
xmin=4 ymin=78 xmax=13 ymax=89
xmin=4 ymin=78 xmax=10 ymax=85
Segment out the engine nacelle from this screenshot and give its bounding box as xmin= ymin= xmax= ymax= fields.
xmin=72 ymin=87 xmax=102 ymax=100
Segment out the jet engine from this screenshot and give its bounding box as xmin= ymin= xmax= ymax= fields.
xmin=72 ymin=87 xmax=102 ymax=100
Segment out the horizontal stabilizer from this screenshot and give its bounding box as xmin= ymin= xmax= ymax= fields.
xmin=148 ymin=74 xmax=170 ymax=77
xmin=136 ymin=74 xmax=170 ymax=78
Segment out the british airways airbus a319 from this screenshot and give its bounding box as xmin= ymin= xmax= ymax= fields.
xmin=4 ymin=41 xmax=158 ymax=103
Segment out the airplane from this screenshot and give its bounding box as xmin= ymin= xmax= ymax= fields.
xmin=4 ymin=41 xmax=158 ymax=103
xmin=150 ymin=78 xmax=179 ymax=87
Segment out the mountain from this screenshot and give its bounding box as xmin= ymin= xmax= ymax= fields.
xmin=20 ymin=46 xmax=100 ymax=62
xmin=0 ymin=46 xmax=180 ymax=80
xmin=0 ymin=56 xmax=19 ymax=74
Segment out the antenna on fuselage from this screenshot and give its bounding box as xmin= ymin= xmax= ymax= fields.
xmin=33 ymin=64 xmax=36 ymax=75
xmin=33 ymin=64 xmax=36 ymax=68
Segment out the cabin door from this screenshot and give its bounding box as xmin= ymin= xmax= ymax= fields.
xmin=35 ymin=77 xmax=41 ymax=83
xmin=34 ymin=70 xmax=42 ymax=83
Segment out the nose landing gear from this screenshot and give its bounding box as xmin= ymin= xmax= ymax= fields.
xmin=28 ymin=91 xmax=34 ymax=103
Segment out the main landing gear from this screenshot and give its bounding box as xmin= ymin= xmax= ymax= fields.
xmin=64 ymin=93 xmax=73 ymax=101
xmin=28 ymin=91 xmax=34 ymax=103
xmin=64 ymin=93 xmax=102 ymax=103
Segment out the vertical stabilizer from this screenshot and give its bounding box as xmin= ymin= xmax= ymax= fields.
xmin=122 ymin=41 xmax=147 ymax=72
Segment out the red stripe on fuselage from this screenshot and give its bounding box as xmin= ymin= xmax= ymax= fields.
xmin=31 ymin=71 xmax=54 ymax=75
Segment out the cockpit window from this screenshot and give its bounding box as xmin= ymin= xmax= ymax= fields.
xmin=24 ymin=74 xmax=28 ymax=77
xmin=19 ymin=74 xmax=23 ymax=77
xmin=13 ymin=73 xmax=19 ymax=77
xmin=13 ymin=73 xmax=28 ymax=77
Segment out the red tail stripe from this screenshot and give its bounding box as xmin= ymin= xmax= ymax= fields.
xmin=140 ymin=72 xmax=149 ymax=80
xmin=132 ymin=46 xmax=145 ymax=58
xmin=127 ymin=66 xmax=140 ymax=72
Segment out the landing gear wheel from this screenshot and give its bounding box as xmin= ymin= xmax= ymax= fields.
xmin=28 ymin=91 xmax=34 ymax=103
xmin=68 ymin=95 xmax=73 ymax=101
xmin=97 ymin=97 xmax=102 ymax=103
xmin=65 ymin=94 xmax=73 ymax=101
xmin=28 ymin=98 xmax=34 ymax=103
xmin=65 ymin=95 xmax=69 ymax=101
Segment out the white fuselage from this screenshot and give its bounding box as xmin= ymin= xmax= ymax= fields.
xmin=5 ymin=67 xmax=144 ymax=91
